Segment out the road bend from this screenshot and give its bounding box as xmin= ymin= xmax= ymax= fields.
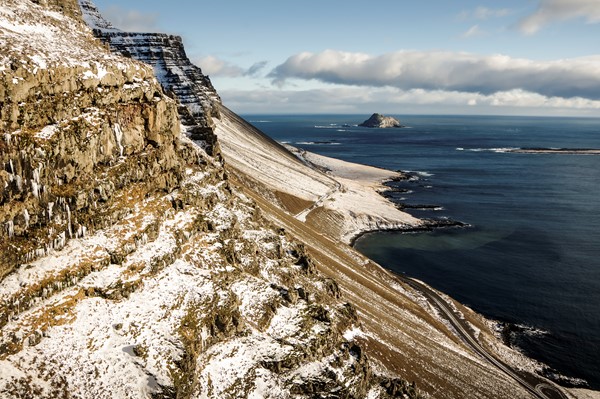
xmin=396 ymin=275 xmax=568 ymax=399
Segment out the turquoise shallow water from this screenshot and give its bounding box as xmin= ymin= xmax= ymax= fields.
xmin=245 ymin=114 xmax=600 ymax=389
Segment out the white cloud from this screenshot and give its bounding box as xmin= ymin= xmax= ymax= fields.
xmin=101 ymin=6 xmax=160 ymax=32
xmin=518 ymin=0 xmax=600 ymax=34
xmin=462 ymin=24 xmax=485 ymax=38
xmin=195 ymin=56 xmax=267 ymax=78
xmin=269 ymin=50 xmax=600 ymax=100
xmin=459 ymin=6 xmax=512 ymax=21
xmin=195 ymin=56 xmax=245 ymax=77
xmin=220 ymin=86 xmax=600 ymax=116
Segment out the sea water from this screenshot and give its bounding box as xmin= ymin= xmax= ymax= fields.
xmin=245 ymin=114 xmax=600 ymax=389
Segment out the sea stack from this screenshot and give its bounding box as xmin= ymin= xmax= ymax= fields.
xmin=359 ymin=113 xmax=404 ymax=128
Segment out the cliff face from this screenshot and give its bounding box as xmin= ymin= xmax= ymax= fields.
xmin=0 ymin=0 xmax=184 ymax=281
xmin=78 ymin=0 xmax=221 ymax=155
xmin=0 ymin=1 xmax=419 ymax=398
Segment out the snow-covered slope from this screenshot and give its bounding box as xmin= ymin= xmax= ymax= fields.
xmin=214 ymin=107 xmax=422 ymax=243
xmin=0 ymin=140 xmax=383 ymax=397
xmin=1 ymin=1 xmax=410 ymax=397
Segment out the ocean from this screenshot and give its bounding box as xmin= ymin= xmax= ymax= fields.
xmin=243 ymin=114 xmax=600 ymax=389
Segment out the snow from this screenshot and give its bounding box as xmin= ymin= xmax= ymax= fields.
xmin=247 ymin=368 xmax=289 ymax=399
xmin=30 ymin=54 xmax=47 ymax=69
xmin=77 ymin=0 xmax=121 ymax=32
xmin=34 ymin=124 xmax=57 ymax=140
xmin=0 ymin=0 xmax=153 ymax=89
xmin=231 ymin=278 xmax=279 ymax=324
xmin=214 ymin=111 xmax=422 ymax=243
xmin=113 ymin=123 xmax=124 ymax=157
xmin=266 ymin=303 xmax=305 ymax=342
xmin=343 ymin=326 xmax=364 ymax=341
xmin=214 ymin=112 xmax=334 ymax=204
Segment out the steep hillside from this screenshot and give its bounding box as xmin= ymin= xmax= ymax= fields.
xmin=76 ymin=0 xmax=421 ymax=244
xmin=0 ymin=1 xmax=419 ymax=397
xmin=214 ymin=107 xmax=422 ymax=243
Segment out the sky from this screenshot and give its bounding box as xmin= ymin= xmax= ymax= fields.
xmin=92 ymin=0 xmax=600 ymax=116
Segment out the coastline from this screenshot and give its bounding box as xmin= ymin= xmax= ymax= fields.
xmin=327 ymin=158 xmax=598 ymax=397
xmin=214 ymin=109 xmax=425 ymax=245
xmin=214 ymin=111 xmax=599 ymax=397
xmin=294 ymin=146 xmax=468 ymax=245
xmin=286 ymin=146 xmax=426 ymax=244
xmin=300 ymin=146 xmax=595 ymax=396
xmin=348 ymin=218 xmax=468 ymax=248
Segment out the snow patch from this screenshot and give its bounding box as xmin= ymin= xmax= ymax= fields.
xmin=113 ymin=123 xmax=124 ymax=157
xmin=34 ymin=124 xmax=57 ymax=140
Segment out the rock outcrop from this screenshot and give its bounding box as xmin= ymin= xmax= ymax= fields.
xmin=78 ymin=0 xmax=222 ymax=155
xmin=0 ymin=0 xmax=185 ymax=281
xmin=359 ymin=113 xmax=404 ymax=128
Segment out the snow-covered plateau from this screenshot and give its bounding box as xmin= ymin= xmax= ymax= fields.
xmin=0 ymin=0 xmax=595 ymax=398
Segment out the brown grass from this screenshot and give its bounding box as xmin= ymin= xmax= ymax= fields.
xmin=227 ymin=169 xmax=530 ymax=399
xmin=273 ymin=190 xmax=313 ymax=215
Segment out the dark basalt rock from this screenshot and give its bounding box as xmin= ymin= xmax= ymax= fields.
xmin=79 ymin=0 xmax=222 ymax=155
xmin=359 ymin=113 xmax=404 ymax=128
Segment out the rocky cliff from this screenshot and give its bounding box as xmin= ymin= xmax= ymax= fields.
xmin=359 ymin=113 xmax=404 ymax=128
xmin=78 ymin=0 xmax=221 ymax=155
xmin=0 ymin=1 xmax=419 ymax=397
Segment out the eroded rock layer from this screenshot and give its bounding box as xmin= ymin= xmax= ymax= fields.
xmin=78 ymin=0 xmax=222 ymax=155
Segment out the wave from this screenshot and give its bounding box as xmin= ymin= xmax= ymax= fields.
xmin=314 ymin=125 xmax=338 ymax=129
xmin=515 ymin=323 xmax=550 ymax=338
xmin=296 ymin=141 xmax=341 ymax=146
xmin=457 ymin=147 xmax=520 ymax=153
xmin=405 ymin=170 xmax=434 ymax=177
xmin=249 ymin=120 xmax=272 ymax=123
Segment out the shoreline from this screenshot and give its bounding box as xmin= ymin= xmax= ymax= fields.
xmin=348 ymin=218 xmax=469 ymax=247
xmin=352 ymin=224 xmax=593 ymax=395
xmin=321 ymin=153 xmax=593 ymax=394
xmin=214 ymin=112 xmax=598 ymax=396
xmin=345 ymin=167 xmax=598 ymax=395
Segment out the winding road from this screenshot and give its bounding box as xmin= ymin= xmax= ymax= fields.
xmin=397 ymin=275 xmax=568 ymax=399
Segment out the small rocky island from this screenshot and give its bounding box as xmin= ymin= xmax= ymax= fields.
xmin=359 ymin=113 xmax=404 ymax=128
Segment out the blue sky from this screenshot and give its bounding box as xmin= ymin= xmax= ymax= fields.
xmin=93 ymin=0 xmax=600 ymax=116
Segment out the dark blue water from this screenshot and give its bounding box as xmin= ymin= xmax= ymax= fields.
xmin=244 ymin=114 xmax=600 ymax=389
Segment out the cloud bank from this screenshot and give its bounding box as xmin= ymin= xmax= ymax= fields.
xmin=518 ymin=0 xmax=600 ymax=34
xmin=269 ymin=50 xmax=600 ymax=100
xmin=195 ymin=56 xmax=267 ymax=78
xmin=219 ymin=86 xmax=600 ymax=115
